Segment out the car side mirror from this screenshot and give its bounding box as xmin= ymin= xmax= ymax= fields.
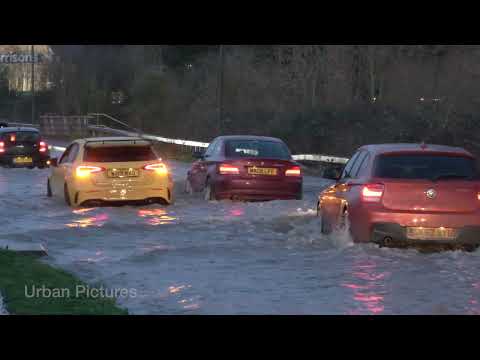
xmin=323 ymin=166 xmax=343 ymax=181
xmin=49 ymin=158 xmax=58 ymax=167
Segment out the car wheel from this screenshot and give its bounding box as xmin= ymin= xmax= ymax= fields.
xmin=337 ymin=208 xmax=348 ymax=231
xmin=318 ymin=205 xmax=331 ymax=235
xmin=204 ymin=181 xmax=216 ymax=201
xmin=321 ymin=212 xmax=332 ymax=235
xmin=47 ymin=179 xmax=53 ymax=197
xmin=317 ymin=204 xmax=328 ymax=235
xmin=64 ymin=184 xmax=72 ymax=206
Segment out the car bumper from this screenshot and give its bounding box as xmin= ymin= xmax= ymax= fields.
xmin=215 ymin=177 xmax=303 ymax=201
xmin=74 ymin=187 xmax=173 ymax=206
xmin=371 ymin=223 xmax=480 ymax=249
xmin=0 ymin=153 xmax=50 ymax=167
xmin=350 ymin=205 xmax=480 ymax=248
xmin=68 ymin=175 xmax=174 ymax=206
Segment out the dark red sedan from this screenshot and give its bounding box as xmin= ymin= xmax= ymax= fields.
xmin=185 ymin=136 xmax=303 ymax=201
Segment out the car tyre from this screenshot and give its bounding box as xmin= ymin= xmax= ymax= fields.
xmin=47 ymin=179 xmax=53 ymax=197
xmin=321 ymin=212 xmax=331 ymax=235
xmin=318 ymin=205 xmax=331 ymax=235
xmin=184 ymin=178 xmax=193 ymax=195
xmin=337 ymin=208 xmax=348 ymax=231
xmin=204 ymin=180 xmax=217 ymax=201
xmin=64 ymin=184 xmax=72 ymax=206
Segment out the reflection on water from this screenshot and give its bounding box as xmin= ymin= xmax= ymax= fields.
xmin=167 ymin=284 xmax=201 ymax=311
xmin=66 ymin=213 xmax=109 ymax=228
xmin=228 ymin=207 xmax=245 ymax=218
xmin=454 ymin=258 xmax=480 ymax=315
xmin=77 ymin=250 xmax=109 ymax=264
xmin=139 ymin=244 xmax=173 ymax=254
xmin=169 ymin=285 xmax=190 ymax=294
xmin=137 ymin=208 xmax=177 ymax=226
xmin=343 ymin=260 xmax=388 ymax=315
xmin=72 ymin=208 xmax=95 ymax=215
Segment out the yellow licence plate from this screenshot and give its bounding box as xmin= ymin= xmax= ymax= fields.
xmin=107 ymin=168 xmax=139 ymax=178
xmin=13 ymin=156 xmax=33 ymax=164
xmin=248 ymin=167 xmax=278 ymax=176
xmin=407 ymin=227 xmax=457 ymax=241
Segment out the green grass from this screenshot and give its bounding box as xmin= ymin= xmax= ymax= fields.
xmin=0 ymin=250 xmax=128 ymax=315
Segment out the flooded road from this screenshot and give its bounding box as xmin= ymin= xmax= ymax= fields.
xmin=1 ymin=148 xmax=480 ymax=315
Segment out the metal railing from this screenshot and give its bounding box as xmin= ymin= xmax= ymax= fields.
xmin=45 ymin=114 xmax=350 ymax=164
xmin=85 ymin=124 xmax=349 ymax=164
xmin=3 ymin=122 xmax=40 ymax=128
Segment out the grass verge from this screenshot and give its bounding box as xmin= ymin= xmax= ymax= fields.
xmin=0 ymin=250 xmax=128 ymax=315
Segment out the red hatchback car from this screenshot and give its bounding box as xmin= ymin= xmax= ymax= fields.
xmin=318 ymin=144 xmax=480 ymax=250
xmin=185 ymin=136 xmax=303 ymax=201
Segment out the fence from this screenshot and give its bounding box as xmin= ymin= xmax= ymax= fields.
xmin=37 ymin=114 xmax=350 ymax=164
xmin=39 ymin=115 xmax=91 ymax=137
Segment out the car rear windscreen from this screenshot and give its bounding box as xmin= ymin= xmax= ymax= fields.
xmin=2 ymin=131 xmax=39 ymax=143
xmin=225 ymin=140 xmax=291 ymax=160
xmin=83 ymin=145 xmax=158 ymax=163
xmin=374 ymin=154 xmax=477 ymax=180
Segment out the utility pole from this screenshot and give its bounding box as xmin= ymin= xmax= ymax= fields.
xmin=31 ymin=45 xmax=35 ymax=124
xmin=217 ymin=45 xmax=224 ymax=134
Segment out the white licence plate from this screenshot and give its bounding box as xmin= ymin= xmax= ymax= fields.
xmin=406 ymin=227 xmax=457 ymax=241
xmin=107 ymin=168 xmax=139 ymax=178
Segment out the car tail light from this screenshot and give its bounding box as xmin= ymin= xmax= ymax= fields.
xmin=144 ymin=162 xmax=168 ymax=174
xmin=10 ymin=134 xmax=15 ymax=142
xmin=361 ymin=184 xmax=384 ymax=203
xmin=0 ymin=141 xmax=4 ymax=153
xmin=478 ymin=192 xmax=480 ymax=201
xmin=76 ymin=166 xmax=105 ymax=178
xmin=285 ymin=166 xmax=302 ymax=177
xmin=39 ymin=141 xmax=47 ymax=153
xmin=219 ymin=164 xmax=240 ymax=175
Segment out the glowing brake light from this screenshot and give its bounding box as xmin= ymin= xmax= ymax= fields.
xmin=285 ymin=166 xmax=302 ymax=177
xmin=0 ymin=141 xmax=4 ymax=153
xmin=478 ymin=192 xmax=480 ymax=201
xmin=219 ymin=164 xmax=240 ymax=175
xmin=362 ymin=184 xmax=384 ymax=203
xmin=76 ymin=166 xmax=105 ymax=178
xmin=10 ymin=134 xmax=15 ymax=142
xmin=144 ymin=162 xmax=168 ymax=174
xmin=39 ymin=141 xmax=47 ymax=153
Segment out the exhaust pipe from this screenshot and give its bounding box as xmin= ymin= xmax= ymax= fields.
xmin=383 ymin=237 xmax=393 ymax=246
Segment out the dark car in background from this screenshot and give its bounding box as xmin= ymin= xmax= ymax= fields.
xmin=0 ymin=127 xmax=50 ymax=168
xmin=185 ymin=135 xmax=303 ymax=201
